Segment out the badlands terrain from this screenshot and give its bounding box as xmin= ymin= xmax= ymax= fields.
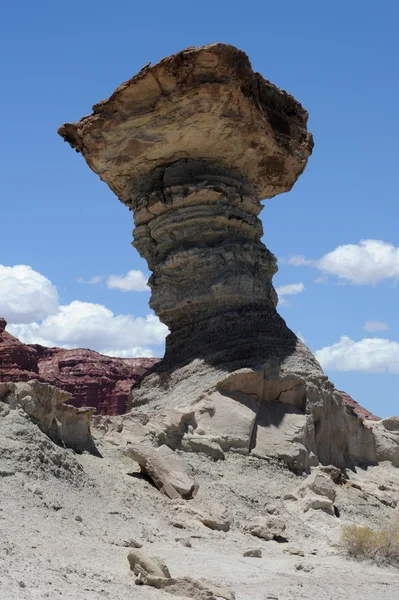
xmin=0 ymin=382 xmax=399 ymax=600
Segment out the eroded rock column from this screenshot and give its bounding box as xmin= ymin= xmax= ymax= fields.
xmin=131 ymin=160 xmax=281 ymax=364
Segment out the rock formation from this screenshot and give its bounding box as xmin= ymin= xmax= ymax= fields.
xmin=32 ymin=344 xmax=158 ymax=415
xmin=0 ymin=317 xmax=40 ymax=382
xmin=0 ymin=379 xmax=98 ymax=455
xmin=58 ymin=43 xmax=395 ymax=471
xmin=0 ymin=318 xmax=158 ymax=415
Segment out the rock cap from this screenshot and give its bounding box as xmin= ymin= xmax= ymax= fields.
xmin=58 ymin=43 xmax=313 ymax=202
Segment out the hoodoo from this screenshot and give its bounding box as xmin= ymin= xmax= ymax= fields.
xmin=59 ymin=43 xmax=392 ymax=470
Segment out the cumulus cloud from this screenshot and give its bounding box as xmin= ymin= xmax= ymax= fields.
xmin=363 ymin=320 xmax=389 ymax=332
xmin=315 ymin=336 xmax=399 ymax=374
xmin=276 ymin=282 xmax=305 ymax=305
xmin=106 ymin=270 xmax=150 ymax=292
xmin=288 ymin=240 xmax=399 ymax=285
xmin=8 ymin=301 xmax=168 ymax=357
xmin=0 ymin=265 xmax=59 ymax=324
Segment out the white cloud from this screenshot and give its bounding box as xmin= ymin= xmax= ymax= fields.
xmin=315 ymin=336 xmax=399 ymax=374
xmin=287 ymin=255 xmax=311 ymax=267
xmin=77 ymin=276 xmax=103 ymax=285
xmin=106 ymin=270 xmax=150 ymax=292
xmin=8 ymin=301 xmax=168 ymax=357
xmin=276 ymin=282 xmax=305 ymax=305
xmin=363 ymin=320 xmax=389 ymax=332
xmin=288 ymin=240 xmax=399 ymax=285
xmin=0 ymin=265 xmax=59 ymax=324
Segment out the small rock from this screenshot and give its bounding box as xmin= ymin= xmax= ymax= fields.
xmin=75 ymin=515 xmax=83 ymax=522
xmin=176 ymin=538 xmax=192 ymax=548
xmin=123 ymin=539 xmax=143 ymax=548
xmin=295 ymin=562 xmax=313 ymax=572
xmin=284 ymin=548 xmax=305 ymax=557
xmin=265 ymin=503 xmax=278 ymax=515
xmin=283 ymin=493 xmax=298 ymax=501
xmin=243 ymin=549 xmax=262 ymax=558
xmin=171 ymin=521 xmax=185 ymax=529
xmin=18 ymin=581 xmax=26 ymax=588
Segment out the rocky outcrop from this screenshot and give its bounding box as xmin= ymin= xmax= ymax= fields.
xmin=338 ymin=390 xmax=380 ymax=421
xmin=0 ymin=380 xmax=98 ymax=455
xmin=32 ymin=345 xmax=158 ymax=415
xmin=58 ymin=43 xmax=396 ymax=471
xmin=0 ymin=319 xmax=158 ymax=415
xmin=0 ymin=317 xmax=40 ymax=382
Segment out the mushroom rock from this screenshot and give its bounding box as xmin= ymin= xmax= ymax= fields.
xmin=58 ymin=43 xmax=377 ymax=469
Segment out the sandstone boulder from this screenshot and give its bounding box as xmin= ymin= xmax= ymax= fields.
xmin=124 ymin=444 xmax=199 ymax=499
xmin=295 ymin=471 xmax=337 ymax=502
xmin=246 ymin=515 xmax=286 ymax=541
xmin=0 ymin=380 xmax=99 ymax=455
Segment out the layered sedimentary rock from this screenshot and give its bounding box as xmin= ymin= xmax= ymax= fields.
xmin=32 ymin=345 xmax=158 ymax=415
xmin=0 ymin=317 xmax=40 ymax=382
xmin=0 ymin=318 xmax=158 ymax=415
xmin=59 ymin=43 xmax=390 ymax=470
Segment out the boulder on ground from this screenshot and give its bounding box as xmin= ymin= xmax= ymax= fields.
xmin=175 ymin=501 xmax=232 ymax=532
xmin=124 ymin=443 xmax=199 ymax=499
xmin=246 ymin=515 xmax=286 ymax=541
xmin=296 ymin=471 xmax=337 ymax=502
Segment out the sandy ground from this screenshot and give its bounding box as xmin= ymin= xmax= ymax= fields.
xmin=1 ymin=408 xmax=399 ymax=600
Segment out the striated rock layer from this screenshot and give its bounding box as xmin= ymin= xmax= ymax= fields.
xmin=59 ymin=43 xmax=391 ymax=470
xmin=32 ymin=345 xmax=158 ymax=415
xmin=0 ymin=318 xmax=158 ymax=415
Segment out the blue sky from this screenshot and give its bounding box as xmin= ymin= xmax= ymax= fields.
xmin=1 ymin=1 xmax=398 ymax=417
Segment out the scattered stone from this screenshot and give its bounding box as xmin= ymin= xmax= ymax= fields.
xmin=284 ymin=548 xmax=305 ymax=557
xmin=128 ymin=549 xmax=171 ymax=581
xmin=176 ymin=538 xmax=192 ymax=548
xmin=296 ymin=472 xmax=337 ymax=502
xmin=265 ymin=503 xmax=278 ymax=515
xmin=295 ymin=563 xmax=314 ymax=572
xmin=75 ymin=515 xmax=83 ymax=522
xmin=123 ymin=539 xmax=143 ymax=548
xmin=176 ymin=502 xmax=231 ymax=532
xmin=124 ymin=444 xmax=199 ymax=500
xmin=127 ymin=550 xmax=235 ymax=599
xmin=243 ymin=549 xmax=262 ymax=558
xmin=246 ymin=515 xmax=286 ymax=542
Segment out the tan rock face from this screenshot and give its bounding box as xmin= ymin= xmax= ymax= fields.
xmin=59 ymin=43 xmax=313 ymax=203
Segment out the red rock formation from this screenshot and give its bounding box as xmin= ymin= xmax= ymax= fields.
xmin=0 ymin=318 xmax=41 ymax=382
xmin=31 ymin=345 xmax=158 ymax=415
xmin=0 ymin=318 xmax=158 ymax=415
xmin=338 ymin=390 xmax=380 ymax=421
